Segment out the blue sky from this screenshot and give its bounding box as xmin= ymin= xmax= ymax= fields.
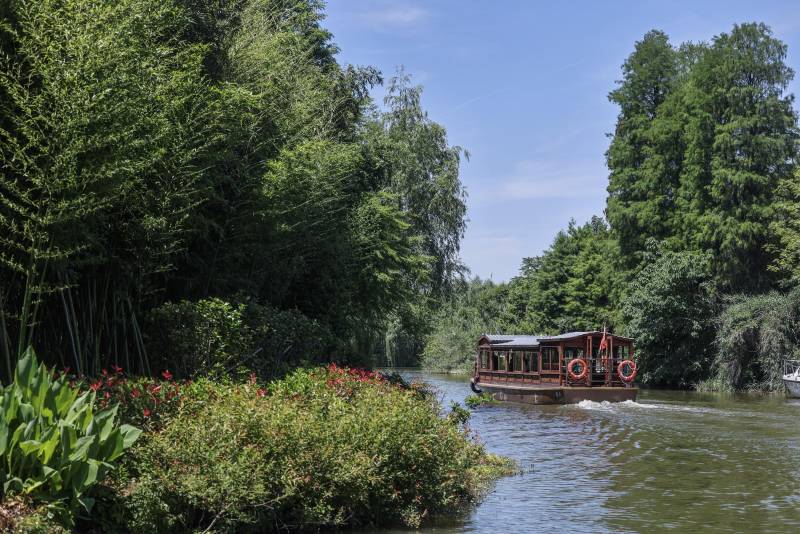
xmin=325 ymin=1 xmax=800 ymax=282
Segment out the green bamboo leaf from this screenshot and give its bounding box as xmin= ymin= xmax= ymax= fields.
xmin=0 ymin=420 xmax=8 ymax=456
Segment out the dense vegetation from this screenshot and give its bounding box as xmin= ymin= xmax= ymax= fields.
xmin=0 ymin=0 xmax=465 ymax=379
xmin=423 ymin=23 xmax=800 ymax=392
xmin=0 ymin=0 xmax=518 ymax=530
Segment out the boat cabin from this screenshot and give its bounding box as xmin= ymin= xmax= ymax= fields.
xmin=475 ymin=331 xmax=635 ymax=388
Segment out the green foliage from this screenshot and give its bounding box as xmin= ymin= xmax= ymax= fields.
xmin=505 ymin=217 xmax=624 ymax=334
xmin=0 ymin=0 xmax=466 ymax=375
xmin=607 ymin=24 xmax=798 ymax=292
xmin=0 ymin=0 xmax=218 ymax=374
xmin=606 ymin=30 xmax=682 ymax=269
xmin=464 ymin=392 xmax=498 ymax=408
xmin=113 ymin=367 xmax=507 ymax=532
xmin=0 ymin=348 xmax=140 ymax=520
xmin=421 ymin=278 xmax=509 ymax=373
xmin=621 ymin=249 xmax=717 ymax=387
xmin=703 ymin=291 xmax=800 ymax=392
xmin=676 ymin=23 xmax=797 ymax=292
xmin=146 ymin=297 xmax=334 ymax=378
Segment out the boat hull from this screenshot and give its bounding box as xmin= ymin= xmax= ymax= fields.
xmin=783 ymin=376 xmax=800 ymax=398
xmin=473 ymin=379 xmax=637 ymax=405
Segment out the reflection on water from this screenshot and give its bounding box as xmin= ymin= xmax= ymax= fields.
xmin=379 ymin=371 xmax=800 ymax=534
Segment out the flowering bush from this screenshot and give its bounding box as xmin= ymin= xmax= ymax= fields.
xmin=78 ymin=367 xmax=212 ymax=431
xmin=115 ymin=366 xmax=513 ymax=532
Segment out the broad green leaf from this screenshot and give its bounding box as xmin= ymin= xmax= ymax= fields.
xmin=14 ymin=348 xmax=36 ymax=391
xmin=120 ymin=424 xmax=142 ymax=449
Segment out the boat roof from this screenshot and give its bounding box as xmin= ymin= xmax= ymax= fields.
xmin=480 ymin=334 xmax=542 ymax=347
xmin=479 ymin=331 xmax=632 ymax=348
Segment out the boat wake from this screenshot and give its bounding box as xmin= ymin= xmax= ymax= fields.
xmin=572 ymin=399 xmax=654 ymax=411
xmin=570 ymin=399 xmax=731 ymax=416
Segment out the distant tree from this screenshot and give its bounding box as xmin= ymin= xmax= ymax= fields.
xmin=677 ymin=23 xmax=798 ymax=292
xmin=364 ymin=70 xmax=468 ymax=297
xmin=421 ymin=278 xmax=509 ymax=373
xmin=621 ymin=248 xmax=717 ymax=387
xmin=504 ymin=217 xmax=624 ymax=334
xmin=606 ymin=30 xmax=680 ymax=269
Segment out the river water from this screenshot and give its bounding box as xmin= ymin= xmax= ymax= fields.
xmin=386 ymin=371 xmax=800 ymax=534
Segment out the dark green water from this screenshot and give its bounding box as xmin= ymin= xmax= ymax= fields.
xmin=390 ymin=371 xmax=800 ymax=533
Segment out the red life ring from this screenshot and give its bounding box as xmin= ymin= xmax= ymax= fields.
xmin=567 ymin=358 xmax=589 ymax=382
xmin=617 ymin=360 xmax=637 ymax=383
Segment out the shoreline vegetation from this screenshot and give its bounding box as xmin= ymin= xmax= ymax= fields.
xmin=0 ymin=359 xmax=516 ymax=532
xmin=0 ymin=0 xmax=517 ymax=528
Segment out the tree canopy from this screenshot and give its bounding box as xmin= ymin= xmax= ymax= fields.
xmin=0 ymin=0 xmax=467 ymax=377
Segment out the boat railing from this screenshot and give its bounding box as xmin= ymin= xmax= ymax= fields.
xmin=783 ymin=359 xmax=800 ymax=377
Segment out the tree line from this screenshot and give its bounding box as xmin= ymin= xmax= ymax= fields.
xmin=0 ymin=0 xmax=466 ymax=379
xmin=424 ymin=23 xmax=800 ymax=391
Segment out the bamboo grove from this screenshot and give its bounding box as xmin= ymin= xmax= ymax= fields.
xmin=0 ymin=0 xmax=467 ymax=379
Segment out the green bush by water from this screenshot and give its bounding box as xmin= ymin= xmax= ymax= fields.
xmin=104 ymin=365 xmax=512 ymax=532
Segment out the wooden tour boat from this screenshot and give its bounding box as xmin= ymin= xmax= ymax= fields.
xmin=471 ymin=331 xmax=638 ymax=405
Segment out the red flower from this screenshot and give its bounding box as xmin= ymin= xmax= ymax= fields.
xmin=89 ymin=380 xmax=103 ymax=392
xmin=112 ymin=364 xmax=123 ymax=374
xmin=104 ymin=391 xmax=111 ymax=400
xmin=150 ymin=384 xmax=162 ymax=394
xmin=257 ymin=388 xmax=267 ymax=397
xmin=161 ymin=370 xmax=173 ymax=381
xmin=101 ymin=369 xmax=109 ymax=377
xmin=130 ymin=388 xmax=141 ymax=398
xmin=143 ymin=408 xmax=151 ymax=417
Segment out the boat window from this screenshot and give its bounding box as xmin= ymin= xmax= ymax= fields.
xmin=497 ymin=353 xmax=507 ymax=371
xmin=541 ymin=347 xmax=559 ymax=371
xmin=512 ymin=352 xmax=522 ymax=372
xmin=522 ymin=351 xmax=539 ymax=373
xmin=480 ymin=350 xmax=489 ymax=369
xmin=491 ymin=351 xmax=499 ymax=370
xmin=565 ymin=347 xmax=584 ymax=360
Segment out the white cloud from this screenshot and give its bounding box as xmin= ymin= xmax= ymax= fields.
xmin=358 ymin=5 xmax=427 ymax=29
xmin=481 ymin=159 xmax=607 ymax=202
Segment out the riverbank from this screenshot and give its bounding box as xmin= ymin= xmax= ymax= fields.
xmin=3 ymin=364 xmax=515 ymax=532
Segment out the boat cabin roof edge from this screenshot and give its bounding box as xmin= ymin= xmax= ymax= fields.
xmin=478 ymin=331 xmax=633 ymax=349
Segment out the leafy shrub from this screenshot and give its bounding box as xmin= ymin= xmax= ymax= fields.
xmin=464 ymin=392 xmax=498 ymax=408
xmin=81 ymin=367 xmax=213 ymax=432
xmin=0 ymin=349 xmax=141 ymax=522
xmin=702 ymin=290 xmax=800 ymax=392
xmin=621 ymin=249 xmax=718 ymax=387
xmin=146 ymin=298 xmax=335 ymax=379
xmin=146 ymin=298 xmax=254 ymax=378
xmin=119 ymin=366 xmax=510 ymax=532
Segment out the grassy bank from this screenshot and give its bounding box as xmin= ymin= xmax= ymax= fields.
xmin=1 ymin=361 xmax=514 ymax=532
